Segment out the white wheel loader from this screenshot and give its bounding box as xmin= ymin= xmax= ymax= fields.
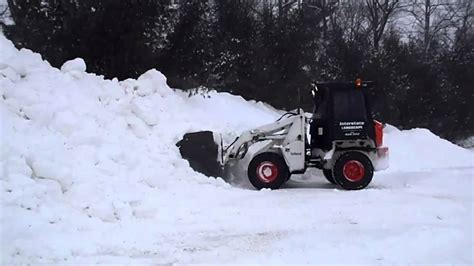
xmin=177 ymin=81 xmax=389 ymax=190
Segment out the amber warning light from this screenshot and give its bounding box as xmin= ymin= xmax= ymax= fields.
xmin=355 ymin=78 xmax=362 ymax=88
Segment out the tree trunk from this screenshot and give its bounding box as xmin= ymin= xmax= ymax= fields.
xmin=278 ymin=0 xmax=283 ymax=21
xmin=424 ymin=0 xmax=431 ymax=52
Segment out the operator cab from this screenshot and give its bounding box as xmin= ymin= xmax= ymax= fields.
xmin=310 ymin=82 xmax=376 ymax=152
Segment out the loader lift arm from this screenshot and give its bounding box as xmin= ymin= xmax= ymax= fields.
xmin=221 ymin=108 xmax=307 ymax=173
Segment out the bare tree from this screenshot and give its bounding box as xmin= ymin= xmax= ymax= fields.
xmin=406 ymin=0 xmax=462 ymax=52
xmin=304 ymin=0 xmax=338 ymax=37
xmin=365 ymin=0 xmax=400 ymax=50
xmin=454 ymin=0 xmax=473 ymax=42
xmin=277 ymin=0 xmax=299 ymax=21
xmin=329 ymin=0 xmax=367 ymax=41
xmin=251 ymin=0 xmax=298 ymax=19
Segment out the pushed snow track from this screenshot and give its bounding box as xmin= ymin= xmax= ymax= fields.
xmin=1 ymin=35 xmax=473 ymax=264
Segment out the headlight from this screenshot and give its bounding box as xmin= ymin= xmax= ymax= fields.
xmin=236 ymin=143 xmax=248 ymax=159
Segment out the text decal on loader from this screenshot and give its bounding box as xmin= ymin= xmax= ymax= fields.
xmin=339 ymin=121 xmax=365 ymax=137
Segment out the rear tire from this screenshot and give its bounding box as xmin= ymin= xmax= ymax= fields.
xmin=322 ymin=169 xmax=336 ymax=184
xmin=248 ymin=153 xmax=289 ymax=190
xmin=333 ymin=151 xmax=373 ymax=190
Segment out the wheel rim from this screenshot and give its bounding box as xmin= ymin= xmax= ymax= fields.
xmin=256 ymin=161 xmax=278 ymax=183
xmin=343 ymin=160 xmax=365 ymax=182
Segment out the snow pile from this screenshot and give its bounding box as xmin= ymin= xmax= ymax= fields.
xmin=0 ymin=36 xmax=279 ymax=263
xmin=383 ymin=125 xmax=473 ymax=172
xmin=1 ymin=34 xmax=472 ymax=264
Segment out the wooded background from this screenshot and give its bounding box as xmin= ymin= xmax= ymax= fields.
xmin=1 ymin=0 xmax=473 ymax=141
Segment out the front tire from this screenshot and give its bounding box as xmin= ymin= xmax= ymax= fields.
xmin=333 ymin=151 xmax=373 ymax=190
xmin=248 ymin=153 xmax=289 ymax=189
xmin=322 ymin=169 xmax=336 ymax=184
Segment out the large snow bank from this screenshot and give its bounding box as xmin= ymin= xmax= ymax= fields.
xmin=0 ymin=36 xmax=279 ymax=263
xmin=383 ymin=125 xmax=472 ymax=172
xmin=1 ymin=35 xmax=472 ymax=263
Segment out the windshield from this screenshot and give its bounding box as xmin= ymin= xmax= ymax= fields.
xmin=333 ymin=90 xmax=367 ymax=121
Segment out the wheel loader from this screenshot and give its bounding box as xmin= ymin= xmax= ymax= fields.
xmin=176 ymin=81 xmax=389 ymax=190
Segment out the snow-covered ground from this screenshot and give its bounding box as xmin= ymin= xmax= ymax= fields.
xmin=1 ymin=35 xmax=473 ymax=264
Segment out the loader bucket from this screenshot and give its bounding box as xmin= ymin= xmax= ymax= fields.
xmin=176 ymin=131 xmax=223 ymax=178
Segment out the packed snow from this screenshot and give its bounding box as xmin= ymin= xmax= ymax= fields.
xmin=1 ymin=35 xmax=473 ymax=264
